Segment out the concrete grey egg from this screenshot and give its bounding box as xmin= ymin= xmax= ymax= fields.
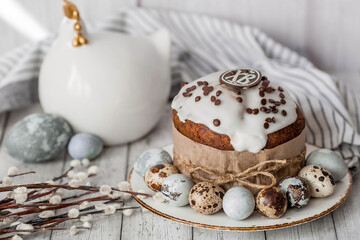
xmin=223 ymin=187 xmax=255 ymax=220
xmin=134 ymin=148 xmax=172 ymax=177
xmin=4 ymin=113 xmax=72 ymax=162
xmin=306 ymin=149 xmax=347 ymax=182
xmin=161 ymin=174 xmax=194 ymax=207
xmin=68 ymin=133 xmax=103 ymax=160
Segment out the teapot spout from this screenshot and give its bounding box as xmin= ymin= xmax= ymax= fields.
xmin=148 ymin=29 xmax=171 ymax=64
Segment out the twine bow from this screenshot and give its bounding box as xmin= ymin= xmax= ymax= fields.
xmin=180 ymin=158 xmax=290 ymax=190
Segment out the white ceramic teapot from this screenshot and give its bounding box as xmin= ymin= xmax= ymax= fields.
xmin=39 ymin=1 xmax=171 ymax=145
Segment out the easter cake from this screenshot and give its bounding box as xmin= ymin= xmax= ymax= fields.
xmin=171 ymin=68 xmax=306 ymax=194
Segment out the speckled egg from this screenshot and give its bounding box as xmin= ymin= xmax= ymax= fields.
xmin=256 ymin=187 xmax=287 ymax=218
xmin=223 ymin=187 xmax=255 ymax=220
xmin=189 ymin=182 xmax=225 ymax=215
xmin=68 ymin=133 xmax=103 ymax=160
xmin=134 ymin=149 xmax=172 ymax=177
xmin=4 ymin=113 xmax=72 ymax=162
xmin=279 ymin=176 xmax=310 ymax=208
xmin=298 ymin=165 xmax=335 ymax=197
xmin=144 ymin=164 xmax=179 ymax=192
xmin=161 ymin=174 xmax=194 ymax=207
xmin=306 ymin=149 xmax=347 ymax=182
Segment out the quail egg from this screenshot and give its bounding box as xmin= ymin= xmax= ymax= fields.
xmin=256 ymin=187 xmax=287 ymax=218
xmin=144 ymin=163 xmax=179 ymax=192
xmin=298 ymin=165 xmax=335 ymax=197
xmin=189 ymin=182 xmax=225 ymax=215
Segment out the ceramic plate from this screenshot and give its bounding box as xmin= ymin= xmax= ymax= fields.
xmin=129 ymin=144 xmax=352 ymax=231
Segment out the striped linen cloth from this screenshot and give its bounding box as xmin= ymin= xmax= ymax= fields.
xmin=0 ymin=8 xmax=359 ymax=173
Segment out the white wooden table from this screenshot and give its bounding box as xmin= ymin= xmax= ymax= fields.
xmin=0 ymin=103 xmax=359 ymax=240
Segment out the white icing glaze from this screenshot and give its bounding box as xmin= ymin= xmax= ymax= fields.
xmin=171 ymin=71 xmax=298 ymax=153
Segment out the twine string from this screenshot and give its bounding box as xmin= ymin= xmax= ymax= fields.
xmin=177 ymin=149 xmax=306 ymax=190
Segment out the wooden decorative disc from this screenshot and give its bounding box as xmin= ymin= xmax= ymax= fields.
xmin=219 ymin=68 xmax=262 ymax=89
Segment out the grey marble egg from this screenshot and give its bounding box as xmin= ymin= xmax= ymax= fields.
xmin=256 ymin=187 xmax=288 ymax=219
xmin=4 ymin=113 xmax=72 ymax=162
xmin=279 ymin=176 xmax=310 ymax=208
xmin=189 ymin=182 xmax=225 ymax=215
xmin=144 ymin=163 xmax=179 ymax=192
xmin=134 ymin=148 xmax=172 ymax=177
xmin=161 ymin=174 xmax=194 ymax=207
xmin=306 ymin=149 xmax=347 ymax=182
xmin=68 ymin=133 xmax=103 ymax=160
xmin=223 ymin=187 xmax=255 ymax=220
xmin=298 ymin=165 xmax=335 ymax=198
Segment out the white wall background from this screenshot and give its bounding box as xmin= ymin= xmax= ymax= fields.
xmin=0 ymin=0 xmax=359 ymax=78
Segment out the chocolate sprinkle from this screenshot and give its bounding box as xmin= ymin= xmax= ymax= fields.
xmin=264 ymin=122 xmax=269 ymax=129
xmin=319 ymin=176 xmax=325 ymax=181
xmin=259 ymin=91 xmax=265 ymax=97
xmin=262 ymin=80 xmax=270 ymax=87
xmin=278 ymin=86 xmax=284 ymax=92
xmin=236 ymin=90 xmax=241 ymax=95
xmin=214 ymin=99 xmax=221 ymax=105
xmin=216 ymin=90 xmax=222 ymax=96
xmin=279 ymin=93 xmax=285 ymax=98
xmin=182 ymin=92 xmax=192 ymax=97
xmin=180 ymin=82 xmax=188 ymax=88
xmin=253 ymin=109 xmax=259 ymax=114
xmin=281 ymin=99 xmax=286 ymax=104
xmin=236 ymin=97 xmax=243 ymax=103
xmin=281 ymin=110 xmax=287 ymax=116
xmin=275 ymin=101 xmax=281 ymax=106
xmin=269 ymin=99 xmax=275 ymax=103
xmin=265 ymin=117 xmax=272 ymax=123
xmin=265 ymin=108 xmax=271 ymax=113
xmin=211 ymin=96 xmax=216 ymax=102
xmin=265 ymin=87 xmax=275 ymax=93
xmin=260 ymin=107 xmax=267 ymax=112
xmin=246 ymin=108 xmax=253 ymax=114
xmin=213 ymin=119 xmax=221 ymax=126
xmin=195 ymin=96 xmax=201 ymax=102
xmin=261 ymin=99 xmax=267 ymax=105
xmin=272 ymin=108 xmax=279 ymax=113
xmin=262 ymin=76 xmax=268 ymax=80
xmin=259 ymin=86 xmax=266 ymax=92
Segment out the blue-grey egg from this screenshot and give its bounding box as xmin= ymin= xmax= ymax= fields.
xmin=134 ymin=148 xmax=172 ymax=177
xmin=223 ymin=187 xmax=255 ymax=220
xmin=4 ymin=113 xmax=72 ymax=162
xmin=306 ymin=149 xmax=347 ymax=182
xmin=279 ymin=176 xmax=310 ymax=208
xmin=68 ymin=133 xmax=103 ymax=160
xmin=161 ymin=174 xmax=194 ymax=207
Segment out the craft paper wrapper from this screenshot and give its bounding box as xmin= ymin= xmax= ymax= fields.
xmin=172 ymin=124 xmax=306 ymax=195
